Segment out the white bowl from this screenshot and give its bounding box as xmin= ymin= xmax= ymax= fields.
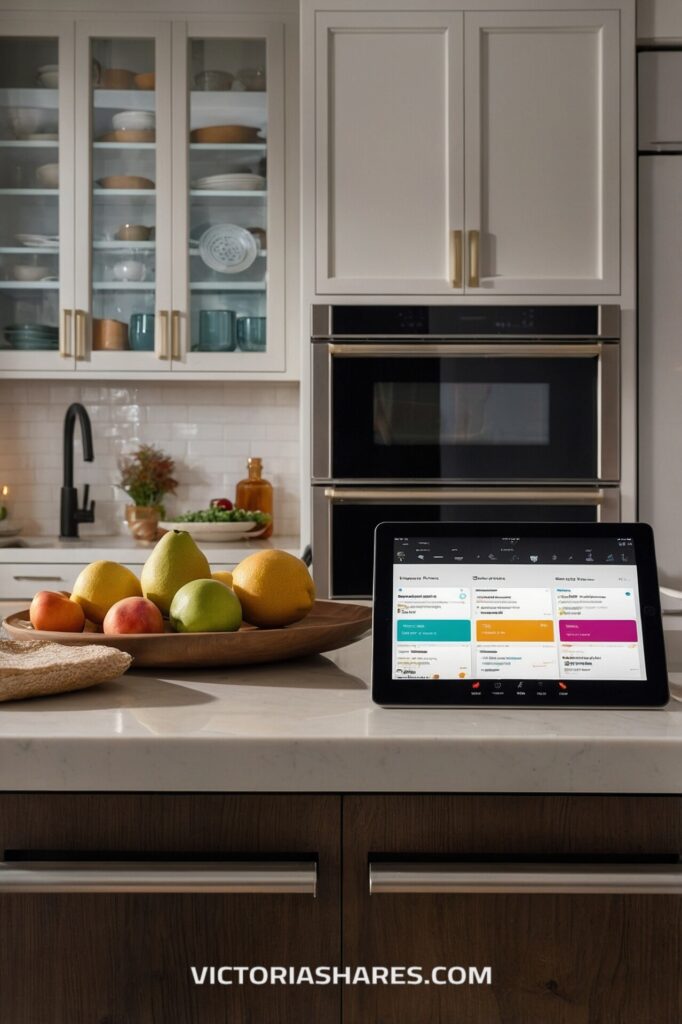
xmin=9 ymin=107 xmax=50 ymax=137
xmin=37 ymin=64 xmax=58 ymax=74
xmin=112 ymin=110 xmax=156 ymax=131
xmin=36 ymin=163 xmax=59 ymax=188
xmin=113 ymin=260 xmax=146 ymax=282
xmin=12 ymin=265 xmax=50 ymax=281
xmin=37 ymin=70 xmax=59 ymax=88
xmin=159 ymin=520 xmax=259 ymax=541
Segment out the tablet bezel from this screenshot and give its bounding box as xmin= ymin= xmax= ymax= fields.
xmin=372 ymin=522 xmax=669 ymax=708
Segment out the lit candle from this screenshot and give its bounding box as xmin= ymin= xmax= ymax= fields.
xmin=0 ymin=485 xmax=8 ymax=521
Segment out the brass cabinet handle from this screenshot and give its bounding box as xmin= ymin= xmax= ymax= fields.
xmin=12 ymin=575 xmax=66 ymax=582
xmin=451 ymin=230 xmax=462 ymax=288
xmin=0 ymin=860 xmax=317 ymax=895
xmin=156 ymin=310 xmax=170 ymax=359
xmin=369 ymin=862 xmax=682 ymax=896
xmin=468 ymin=229 xmax=480 ymax=288
xmin=74 ymin=309 xmax=87 ymax=360
xmin=171 ymin=309 xmax=182 ymax=360
xmin=59 ymin=308 xmax=72 ymax=358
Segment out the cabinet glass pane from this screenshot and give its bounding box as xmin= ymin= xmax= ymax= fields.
xmin=90 ymin=38 xmax=156 ymax=355
xmin=188 ymin=37 xmax=267 ymax=356
xmin=0 ymin=37 xmax=60 ymax=355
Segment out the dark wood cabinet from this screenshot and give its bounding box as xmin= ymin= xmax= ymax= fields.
xmin=0 ymin=794 xmax=341 ymax=1024
xmin=342 ymin=795 xmax=682 ymax=1024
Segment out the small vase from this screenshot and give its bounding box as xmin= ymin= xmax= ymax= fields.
xmin=125 ymin=504 xmax=160 ymax=542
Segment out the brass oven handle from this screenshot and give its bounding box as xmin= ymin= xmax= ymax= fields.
xmin=171 ymin=309 xmax=182 ymax=360
xmin=369 ymin=862 xmax=682 ymax=896
xmin=0 ymin=860 xmax=317 ymax=895
xmin=156 ymin=310 xmax=170 ymax=360
xmin=328 ymin=343 xmax=603 ymax=358
xmin=75 ymin=309 xmax=87 ymax=360
xmin=324 ymin=488 xmax=605 ymax=505
xmin=59 ymin=308 xmax=72 ymax=358
xmin=451 ymin=229 xmax=462 ymax=288
xmin=468 ymin=229 xmax=480 ymax=288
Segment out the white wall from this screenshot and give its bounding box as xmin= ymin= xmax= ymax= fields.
xmin=0 ymin=380 xmax=299 ymax=538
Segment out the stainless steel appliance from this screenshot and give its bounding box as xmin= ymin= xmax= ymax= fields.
xmin=311 ymin=304 xmax=621 ymax=599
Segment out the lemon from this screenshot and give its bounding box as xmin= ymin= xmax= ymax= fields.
xmin=170 ymin=578 xmax=242 ymax=633
xmin=232 ymin=549 xmax=316 ymax=628
xmin=71 ymin=560 xmax=142 ymax=624
xmin=212 ymin=569 xmax=234 ymax=588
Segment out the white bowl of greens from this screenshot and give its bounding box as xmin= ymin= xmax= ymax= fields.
xmin=159 ymin=507 xmax=270 ymax=542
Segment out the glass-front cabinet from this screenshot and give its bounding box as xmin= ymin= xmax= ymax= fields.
xmin=172 ymin=21 xmax=284 ymax=372
xmin=0 ymin=17 xmax=286 ymax=376
xmin=0 ymin=22 xmax=75 ymax=371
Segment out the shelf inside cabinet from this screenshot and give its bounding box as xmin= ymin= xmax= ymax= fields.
xmin=190 ymin=282 xmax=265 ymax=291
xmin=92 ymin=241 xmax=155 ymax=250
xmin=0 ymin=280 xmax=59 ymax=289
xmin=0 ymin=140 xmax=59 ymax=149
xmin=0 ymin=88 xmax=58 ymax=108
xmin=93 ymin=142 xmax=155 ymax=151
xmin=92 ymin=282 xmax=155 ymax=290
xmin=92 ymin=89 xmax=155 ymax=111
xmin=189 ymin=143 xmax=266 ymax=152
xmin=0 ymin=188 xmax=57 ymax=196
xmin=189 ymin=190 xmax=266 ymax=199
xmin=0 ymin=246 xmax=58 ymax=254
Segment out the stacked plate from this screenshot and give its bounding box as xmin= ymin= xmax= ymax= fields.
xmin=198 ymin=224 xmax=258 ymax=273
xmin=15 ymin=233 xmax=59 ymax=249
xmin=192 ymin=173 xmax=266 ymax=191
xmin=4 ymin=323 xmax=59 ymax=350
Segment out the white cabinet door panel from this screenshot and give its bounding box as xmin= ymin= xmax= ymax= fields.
xmin=315 ymin=12 xmax=463 ymax=294
xmin=464 ymin=11 xmax=620 ymax=294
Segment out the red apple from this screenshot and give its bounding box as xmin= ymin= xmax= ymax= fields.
xmin=30 ymin=591 xmax=85 ymax=633
xmin=210 ymin=497 xmax=233 ymax=510
xmin=103 ymin=596 xmax=164 ymax=635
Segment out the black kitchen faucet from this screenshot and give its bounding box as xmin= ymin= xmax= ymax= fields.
xmin=60 ymin=402 xmax=96 ymax=539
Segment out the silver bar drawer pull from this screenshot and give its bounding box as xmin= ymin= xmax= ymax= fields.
xmin=369 ymin=862 xmax=682 ymax=896
xmin=0 ymin=860 xmax=317 ymax=896
xmin=12 ymin=575 xmax=66 ymax=583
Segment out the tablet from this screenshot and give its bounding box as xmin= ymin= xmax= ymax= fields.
xmin=372 ymin=523 xmax=669 ymax=708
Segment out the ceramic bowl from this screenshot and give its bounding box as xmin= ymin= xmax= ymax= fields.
xmin=190 ymin=124 xmax=262 ymax=144
xmin=194 ymin=70 xmax=234 ymax=91
xmin=92 ymin=318 xmax=128 ymax=350
xmin=11 ymin=265 xmax=50 ymax=282
xmin=115 ymin=223 xmax=152 ymax=242
xmin=237 ymin=67 xmax=266 ymax=91
xmin=99 ymin=68 xmax=136 ymax=89
xmin=36 ymin=163 xmax=59 ymax=188
xmin=134 ymin=72 xmax=155 ymax=90
xmin=113 ymin=260 xmax=146 ymax=282
xmin=112 ymin=110 xmax=155 ymax=131
xmin=98 ymin=175 xmax=155 ymax=190
xmin=37 ymin=69 xmax=59 ymax=88
xmin=9 ymin=107 xmax=50 ymax=137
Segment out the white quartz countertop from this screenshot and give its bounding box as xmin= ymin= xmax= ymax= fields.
xmin=0 ymin=535 xmax=301 ymax=563
xmin=2 ymin=615 xmax=682 ymax=794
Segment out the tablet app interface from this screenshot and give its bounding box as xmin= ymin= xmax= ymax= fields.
xmin=391 ymin=536 xmax=646 ymax=683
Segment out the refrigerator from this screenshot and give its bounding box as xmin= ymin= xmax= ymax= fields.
xmin=638 ymin=51 xmax=682 ymax=603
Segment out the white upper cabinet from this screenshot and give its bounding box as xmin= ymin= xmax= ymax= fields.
xmin=464 ymin=11 xmax=620 ymax=294
xmin=315 ymin=12 xmax=464 ymax=294
xmin=311 ymin=7 xmax=621 ymax=296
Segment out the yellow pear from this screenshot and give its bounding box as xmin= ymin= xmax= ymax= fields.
xmin=141 ymin=529 xmax=211 ymax=615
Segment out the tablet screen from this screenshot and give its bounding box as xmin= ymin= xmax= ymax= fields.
xmin=392 ymin=535 xmax=645 ymax=684
xmin=374 ymin=524 xmax=668 ymax=707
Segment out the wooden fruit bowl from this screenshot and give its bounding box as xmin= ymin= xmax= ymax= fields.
xmin=2 ymin=601 xmax=372 ymax=670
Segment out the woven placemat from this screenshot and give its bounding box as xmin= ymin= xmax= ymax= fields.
xmin=0 ymin=638 xmax=132 ymax=702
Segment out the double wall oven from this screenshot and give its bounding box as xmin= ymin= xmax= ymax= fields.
xmin=311 ymin=304 xmax=621 ymax=599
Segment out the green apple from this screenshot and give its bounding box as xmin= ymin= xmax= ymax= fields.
xmin=169 ymin=578 xmax=242 ymax=633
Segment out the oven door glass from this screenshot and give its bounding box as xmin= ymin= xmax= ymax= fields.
xmin=331 ymin=351 xmax=598 ymax=481
xmin=330 ymin=502 xmax=599 ymax=599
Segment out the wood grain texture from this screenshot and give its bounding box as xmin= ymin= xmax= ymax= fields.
xmin=0 ymin=795 xmax=341 ymax=1024
xmin=343 ymin=795 xmax=682 ymax=1024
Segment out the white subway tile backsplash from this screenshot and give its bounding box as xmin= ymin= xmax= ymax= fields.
xmin=0 ymin=380 xmax=300 ymax=538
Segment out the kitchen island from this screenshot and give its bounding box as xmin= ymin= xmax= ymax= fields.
xmin=2 ymin=613 xmax=682 ymax=1023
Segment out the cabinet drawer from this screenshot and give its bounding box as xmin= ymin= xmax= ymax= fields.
xmin=343 ymin=796 xmax=682 ymax=1024
xmin=0 ymin=794 xmax=341 ymax=1024
xmin=0 ymin=562 xmax=144 ymax=600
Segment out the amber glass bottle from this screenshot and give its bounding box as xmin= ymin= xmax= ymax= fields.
xmin=235 ymin=457 xmax=273 ymax=538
